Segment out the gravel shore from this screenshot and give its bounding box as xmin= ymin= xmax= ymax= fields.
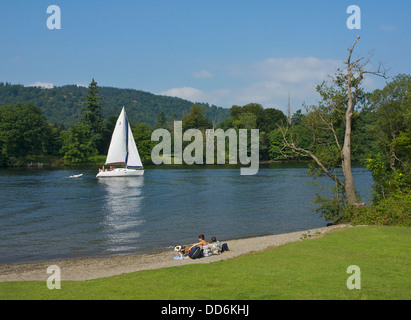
xmin=0 ymin=224 xmax=349 ymax=282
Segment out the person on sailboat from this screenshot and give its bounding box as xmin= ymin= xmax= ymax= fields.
xmin=96 ymin=107 xmax=144 ymax=178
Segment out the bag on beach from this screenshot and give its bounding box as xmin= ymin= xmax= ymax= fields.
xmin=221 ymin=243 xmax=230 ymax=253
xmin=188 ymin=245 xmax=203 ymax=259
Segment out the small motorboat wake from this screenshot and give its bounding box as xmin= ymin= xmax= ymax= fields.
xmin=68 ymin=174 xmax=83 ymax=178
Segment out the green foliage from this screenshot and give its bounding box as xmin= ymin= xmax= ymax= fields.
xmin=291 ymin=109 xmax=303 ymax=126
xmin=347 ymin=193 xmax=411 ymax=226
xmin=223 ymin=103 xmax=287 ymax=161
xmin=0 ymin=102 xmax=51 ymax=166
xmin=283 ymin=73 xmax=410 ymax=223
xmin=81 ymin=79 xmax=103 ymax=133
xmin=310 ymin=185 xmax=353 ymax=223
xmin=299 ymin=230 xmax=321 ymax=240
xmin=99 ymin=115 xmax=118 ymax=155
xmin=0 ymin=83 xmax=229 ymax=127
xmin=267 ymin=128 xmax=289 ymax=160
xmin=60 ymin=123 xmax=98 ymax=164
xmin=0 ymin=140 xmax=6 ymax=167
xmin=131 ymin=123 xmax=155 ymax=165
xmin=42 ymin=124 xmax=63 ymax=155
xmin=232 ymin=111 xmax=257 ymax=129
xmin=182 ymin=104 xmax=212 ymax=131
xmin=366 ymin=74 xmax=411 ymax=200
xmin=365 ymin=153 xmax=407 ymax=198
xmin=351 ymin=107 xmax=376 ymax=162
xmin=155 ymin=111 xmax=168 ymax=129
xmin=81 ymin=79 xmax=106 ymax=154
xmin=258 ymin=108 xmax=287 ymax=133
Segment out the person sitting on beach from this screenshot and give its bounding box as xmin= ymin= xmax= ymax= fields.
xmin=209 ymin=236 xmax=222 ymax=255
xmin=184 ymin=234 xmax=208 ymax=259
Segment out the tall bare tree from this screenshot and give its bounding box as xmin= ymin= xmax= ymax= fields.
xmin=280 ymin=36 xmax=387 ymax=206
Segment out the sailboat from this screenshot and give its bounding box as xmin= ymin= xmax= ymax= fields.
xmin=96 ymin=107 xmax=144 ymax=178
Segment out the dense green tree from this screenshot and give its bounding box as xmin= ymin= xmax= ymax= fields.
xmin=230 ymin=103 xmax=264 ymax=119
xmin=60 ymin=123 xmax=98 ymax=164
xmin=132 ymin=123 xmax=155 ymax=164
xmin=228 ymin=103 xmax=286 ymax=131
xmin=267 ymin=128 xmax=292 ymax=160
xmin=233 ymin=112 xmax=257 ymax=129
xmin=182 ymin=104 xmax=212 ymax=131
xmin=291 ymin=109 xmax=304 ymax=126
xmin=99 ymin=115 xmax=118 ymax=155
xmin=218 ymin=117 xmax=234 ymax=131
xmin=230 ymin=103 xmax=262 ymax=129
xmin=0 ymin=102 xmax=50 ymax=165
xmin=257 ymin=108 xmax=287 ymax=133
xmin=81 ymin=79 xmax=105 ymax=153
xmin=42 ymin=123 xmax=63 ymax=155
xmin=366 ymin=74 xmax=411 ymax=199
xmin=0 ymin=139 xmax=6 ymax=166
xmin=225 ymin=103 xmax=286 ymax=160
xmin=82 ymin=79 xmax=103 ymax=133
xmin=155 ymin=111 xmax=168 ymax=129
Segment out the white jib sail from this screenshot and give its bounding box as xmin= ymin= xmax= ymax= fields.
xmin=105 ymin=107 xmax=127 ymax=165
xmin=126 ymin=121 xmax=143 ymax=168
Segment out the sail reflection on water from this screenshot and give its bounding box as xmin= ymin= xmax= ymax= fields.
xmin=98 ymin=177 xmax=144 ymax=253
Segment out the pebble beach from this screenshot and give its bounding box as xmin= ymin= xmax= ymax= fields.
xmin=0 ymin=224 xmax=349 ymax=282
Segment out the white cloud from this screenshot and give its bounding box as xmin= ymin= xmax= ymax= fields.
xmin=26 ymin=82 xmax=54 ymax=89
xmin=264 ymin=57 xmax=339 ymax=83
xmin=223 ymin=57 xmax=342 ymax=109
xmin=380 ymin=24 xmax=397 ymax=32
xmin=161 ymin=87 xmax=205 ymax=102
xmin=160 ymin=56 xmax=359 ymax=113
xmin=160 ymin=86 xmax=233 ymax=106
xmin=193 ymin=70 xmax=213 ymax=79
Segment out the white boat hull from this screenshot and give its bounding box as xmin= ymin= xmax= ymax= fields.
xmin=96 ymin=168 xmax=144 ymax=178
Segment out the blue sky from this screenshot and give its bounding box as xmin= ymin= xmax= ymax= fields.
xmin=0 ymin=0 xmax=410 ymax=115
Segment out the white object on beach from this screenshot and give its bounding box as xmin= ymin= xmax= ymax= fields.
xmin=96 ymin=107 xmax=144 ymax=178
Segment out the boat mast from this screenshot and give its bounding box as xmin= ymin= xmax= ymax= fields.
xmin=125 ymin=107 xmax=129 ymax=169
xmin=287 ymin=89 xmax=291 ymax=125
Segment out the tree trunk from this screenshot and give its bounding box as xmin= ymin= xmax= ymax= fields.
xmin=341 ymin=89 xmax=358 ymax=204
xmin=341 ymin=36 xmax=362 ymax=205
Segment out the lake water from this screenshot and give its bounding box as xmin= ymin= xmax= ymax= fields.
xmin=0 ymin=165 xmax=373 ymax=264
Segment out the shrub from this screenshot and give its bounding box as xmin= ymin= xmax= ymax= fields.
xmin=348 ymin=193 xmax=411 ymax=226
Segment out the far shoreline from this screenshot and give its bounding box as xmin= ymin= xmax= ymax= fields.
xmin=0 ymin=224 xmax=351 ymax=282
xmin=2 ymin=158 xmax=313 ymax=170
xmin=1 ymin=159 xmax=369 ymax=171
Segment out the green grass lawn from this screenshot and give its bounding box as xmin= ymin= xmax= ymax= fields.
xmin=0 ymin=226 xmax=410 ymax=300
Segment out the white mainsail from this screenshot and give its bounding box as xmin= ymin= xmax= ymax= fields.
xmin=105 ymin=107 xmax=143 ymax=168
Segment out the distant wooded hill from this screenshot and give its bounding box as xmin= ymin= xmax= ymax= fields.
xmin=0 ymin=83 xmax=230 ymax=127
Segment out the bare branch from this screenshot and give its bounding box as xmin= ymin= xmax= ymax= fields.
xmin=346 ymin=35 xmax=361 ymax=66
xmin=317 ymin=112 xmax=342 ymax=150
xmin=277 ymin=124 xmax=345 ymax=187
